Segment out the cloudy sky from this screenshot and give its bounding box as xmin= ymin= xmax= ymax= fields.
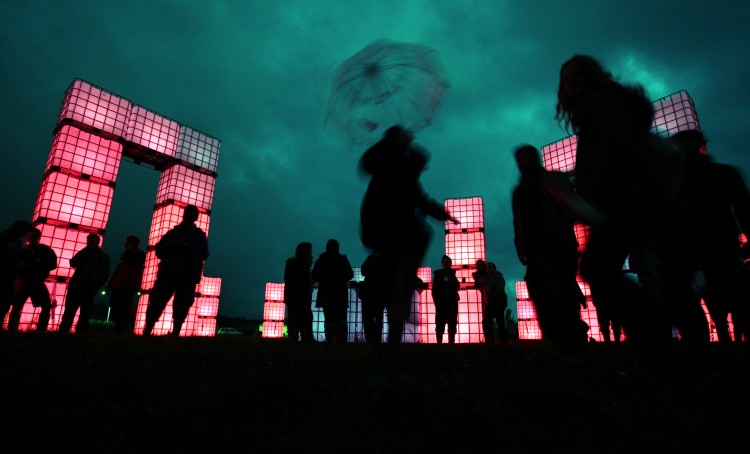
xmin=2 ymin=1 xmax=748 ymax=320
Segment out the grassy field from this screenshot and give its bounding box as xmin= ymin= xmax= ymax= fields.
xmin=1 ymin=333 xmax=748 ymax=453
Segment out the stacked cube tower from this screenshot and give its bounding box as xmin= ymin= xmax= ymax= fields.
xmin=11 ymin=79 xmax=222 ymax=335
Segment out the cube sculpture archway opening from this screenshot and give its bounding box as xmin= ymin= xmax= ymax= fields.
xmin=8 ymin=79 xmax=222 ymax=336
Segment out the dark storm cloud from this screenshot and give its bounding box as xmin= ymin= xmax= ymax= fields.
xmin=1 ymin=0 xmax=748 ymax=318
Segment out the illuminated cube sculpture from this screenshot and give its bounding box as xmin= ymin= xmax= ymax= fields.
xmin=7 ymin=79 xmax=222 ymax=335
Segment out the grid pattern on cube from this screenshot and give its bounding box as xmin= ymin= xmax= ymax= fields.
xmin=265 ymin=283 xmax=285 ymax=302
xmin=574 ymin=223 xmax=590 ymax=253
xmin=156 ymin=165 xmax=216 ymax=210
xmin=177 ymin=126 xmax=221 ymax=173
xmin=198 ymin=277 xmax=221 ymax=297
xmin=456 ymin=268 xmax=476 ymax=286
xmin=417 ymin=267 xmax=432 ymax=285
xmin=148 ymin=204 xmax=211 ymax=246
xmin=418 ymin=289 xmax=483 ymax=343
xmin=47 ymin=125 xmax=123 ymax=182
xmin=652 ymin=91 xmax=700 ymax=137
xmin=125 ymin=105 xmax=180 ymax=157
xmin=194 ymin=296 xmax=219 ymax=318
xmin=542 ymin=90 xmax=700 ymax=172
xmin=192 ymin=316 xmax=217 ymax=337
xmin=264 ymin=302 xmax=285 ymax=321
xmin=59 ymin=80 xmax=131 ymax=137
xmin=141 ymin=250 xmax=160 ymax=291
xmin=4 ymin=280 xmax=72 ymax=332
xmin=34 ymin=172 xmax=113 ymax=230
xmin=37 ymin=223 xmax=90 ymax=280
xmin=542 ymin=136 xmax=577 ymax=173
xmin=445 ymin=197 xmax=484 ymax=231
xmin=445 ymin=231 xmax=486 ymax=267
xmin=262 ymin=321 xmax=285 ymax=338
xmin=518 ymin=320 xmax=542 ymax=340
xmin=352 ymin=267 xmax=364 ymax=282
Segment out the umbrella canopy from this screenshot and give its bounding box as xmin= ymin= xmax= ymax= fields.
xmin=326 ymin=39 xmax=450 ymax=149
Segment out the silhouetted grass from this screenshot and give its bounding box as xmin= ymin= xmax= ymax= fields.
xmin=1 ymin=333 xmax=747 ymax=453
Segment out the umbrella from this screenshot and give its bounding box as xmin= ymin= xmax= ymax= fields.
xmin=326 ymin=39 xmax=450 ymax=149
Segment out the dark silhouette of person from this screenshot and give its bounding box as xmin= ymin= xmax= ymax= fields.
xmin=284 ymin=241 xmax=314 ymax=343
xmin=359 ymin=125 xmax=457 ymax=345
xmin=311 ymin=239 xmax=354 ymax=343
xmin=472 ymin=259 xmax=488 ymax=333
xmin=59 ymin=233 xmax=110 ymax=334
xmin=358 ymin=252 xmax=390 ymax=344
xmin=144 ymin=204 xmax=209 ymax=337
xmin=432 ymin=255 xmax=460 ymax=344
xmin=107 ymin=235 xmax=145 ymax=335
xmin=7 ymin=227 xmax=57 ymax=333
xmin=483 ymin=261 xmax=510 ymax=344
xmin=504 ymin=307 xmax=518 ymax=340
xmin=0 ymin=220 xmax=33 ymax=327
xmin=666 ymin=129 xmax=750 ymax=344
xmin=512 ymin=144 xmax=588 ymax=351
xmin=555 ymin=55 xmax=677 ymax=364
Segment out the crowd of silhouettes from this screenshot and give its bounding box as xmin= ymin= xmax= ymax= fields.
xmin=4 ymin=53 xmax=750 ymax=356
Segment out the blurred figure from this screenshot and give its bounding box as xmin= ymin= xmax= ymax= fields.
xmin=0 ymin=220 xmax=33 ymax=326
xmin=472 ymin=260 xmax=488 ymax=317
xmin=555 ymin=55 xmax=678 ymax=363
xmin=107 ymin=235 xmax=146 ymax=335
xmin=7 ymin=227 xmax=57 ymax=333
xmin=358 ymin=252 xmax=389 ymax=343
xmin=312 ymin=239 xmax=354 ymax=343
xmin=285 ymin=241 xmax=314 ymax=343
xmin=359 ymin=125 xmax=457 ymax=345
xmin=432 ymin=255 xmax=460 ymax=344
xmin=504 ymin=307 xmax=518 ymax=340
xmin=483 ymin=262 xmax=509 ymax=344
xmin=666 ymin=129 xmax=750 ymax=344
xmin=144 ymin=204 xmax=209 ymax=337
xmin=512 ymin=144 xmax=588 ymax=351
xmin=59 ymin=233 xmax=110 ymax=334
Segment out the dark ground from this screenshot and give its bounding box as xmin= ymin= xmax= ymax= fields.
xmin=1 ymin=333 xmax=748 ymax=453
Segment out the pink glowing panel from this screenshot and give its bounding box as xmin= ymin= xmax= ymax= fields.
xmin=34 ymin=172 xmax=113 ymax=230
xmin=125 ymin=105 xmax=180 ymax=156
xmin=133 ymin=292 xmax=208 ymax=336
xmin=262 ymin=321 xmax=285 ymax=338
xmin=197 ymin=277 xmax=222 ymax=297
xmin=156 ymin=165 xmax=216 ymax=210
xmin=418 ymin=288 xmax=483 ymax=343
xmin=192 ymin=316 xmax=217 ymax=337
xmin=59 ymin=79 xmax=132 ymax=138
xmin=37 ymin=223 xmax=90 ymax=280
xmin=518 ymin=320 xmax=542 ymax=340
xmin=417 ymin=267 xmax=432 ymax=285
xmin=46 ymin=125 xmax=123 ymax=182
xmin=456 ymin=268 xmax=475 ymax=287
xmin=141 ymin=250 xmax=160 ymax=291
xmin=3 ymin=280 xmax=69 ymax=332
xmin=542 ymin=135 xmax=577 ymax=174
xmin=177 ymin=126 xmax=221 ymax=173
xmin=264 ymin=283 xmax=285 ymax=302
xmin=445 ymin=197 xmax=485 ymax=231
xmin=264 ymin=302 xmax=285 ymax=321
xmin=574 ymin=223 xmax=590 ymax=253
xmin=147 ymin=204 xmax=211 ymax=246
xmin=194 ymin=296 xmax=219 ymax=318
xmin=652 ymin=91 xmax=701 ymax=137
xmin=445 ymin=231 xmax=486 ymax=267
